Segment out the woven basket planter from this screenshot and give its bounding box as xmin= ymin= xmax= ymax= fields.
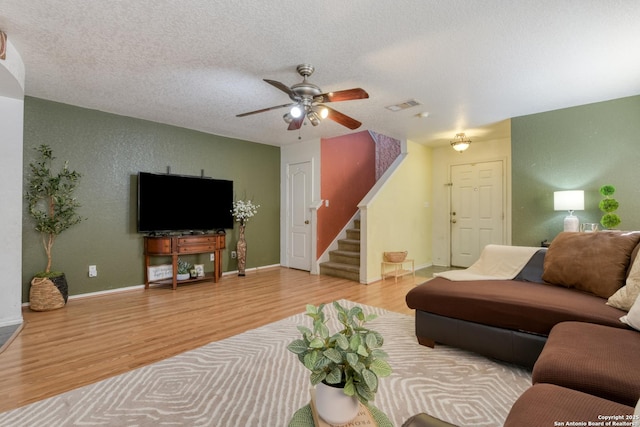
xmin=29 ymin=274 xmax=68 ymax=311
xmin=384 ymin=251 xmax=408 ymax=263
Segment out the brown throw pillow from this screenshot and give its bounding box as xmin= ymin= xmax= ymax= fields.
xmin=542 ymin=231 xmax=640 ymax=298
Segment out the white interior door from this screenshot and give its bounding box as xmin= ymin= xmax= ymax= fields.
xmin=288 ymin=161 xmax=312 ymax=271
xmin=450 ymin=160 xmax=504 ymax=267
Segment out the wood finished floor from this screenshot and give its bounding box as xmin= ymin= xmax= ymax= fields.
xmin=0 ymin=267 xmax=431 ymax=413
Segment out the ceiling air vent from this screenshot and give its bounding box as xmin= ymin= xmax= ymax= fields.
xmin=385 ymin=99 xmax=422 ymax=112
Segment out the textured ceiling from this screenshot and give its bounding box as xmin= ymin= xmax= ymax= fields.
xmin=1 ymin=1 xmax=639 ymax=147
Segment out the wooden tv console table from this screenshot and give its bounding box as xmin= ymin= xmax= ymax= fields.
xmin=143 ymin=233 xmax=225 ymax=290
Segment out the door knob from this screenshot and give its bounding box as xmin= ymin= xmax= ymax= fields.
xmin=304 ymin=220 xmax=309 ymax=224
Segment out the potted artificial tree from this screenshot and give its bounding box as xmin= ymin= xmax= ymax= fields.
xmin=25 ymin=145 xmax=84 ymax=311
xmin=599 ymin=184 xmax=621 ymax=229
xmin=287 ymin=301 xmax=392 ymax=425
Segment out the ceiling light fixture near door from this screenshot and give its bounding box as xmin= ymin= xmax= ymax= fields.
xmin=451 ymin=133 xmax=472 ymax=153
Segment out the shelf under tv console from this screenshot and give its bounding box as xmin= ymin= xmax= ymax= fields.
xmin=143 ymin=233 xmax=226 ymax=290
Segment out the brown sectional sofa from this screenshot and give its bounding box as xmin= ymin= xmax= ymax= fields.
xmin=532 ymin=322 xmax=640 ymax=408
xmin=406 ymin=231 xmax=640 ymax=367
xmin=504 ymin=384 xmax=634 ymax=426
xmin=405 ymin=231 xmax=640 ymax=425
xmin=407 ymin=275 xmax=628 ymax=367
xmin=504 ymin=321 xmax=639 ymax=425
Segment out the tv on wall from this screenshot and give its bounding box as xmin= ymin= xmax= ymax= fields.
xmin=137 ymin=172 xmax=234 ymax=233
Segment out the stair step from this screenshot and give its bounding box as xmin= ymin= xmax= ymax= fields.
xmin=329 ymin=250 xmax=360 ymax=266
xmin=320 ymin=262 xmax=360 ymax=282
xmin=338 ymin=238 xmax=360 ymax=252
xmin=354 ymin=219 xmax=360 ymax=230
xmin=346 ymin=228 xmax=360 ymax=240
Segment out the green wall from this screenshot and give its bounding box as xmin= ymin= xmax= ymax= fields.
xmin=22 ymin=97 xmax=280 ymax=301
xmin=512 ymin=95 xmax=640 ymax=246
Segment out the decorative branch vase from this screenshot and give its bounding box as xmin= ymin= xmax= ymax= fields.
xmin=237 ymin=223 xmax=247 ymax=276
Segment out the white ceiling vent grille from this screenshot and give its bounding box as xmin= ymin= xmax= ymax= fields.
xmin=385 ymin=99 xmax=422 ymax=112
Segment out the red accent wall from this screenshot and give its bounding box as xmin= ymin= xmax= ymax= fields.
xmin=372 ymin=131 xmax=402 ymax=180
xmin=318 ymin=131 xmax=376 ymax=257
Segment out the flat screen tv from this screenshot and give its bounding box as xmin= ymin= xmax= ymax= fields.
xmin=137 ymin=172 xmax=234 ymax=233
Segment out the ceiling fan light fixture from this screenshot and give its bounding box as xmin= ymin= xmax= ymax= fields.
xmin=450 ymin=133 xmax=472 ymax=153
xmin=308 ymin=111 xmax=320 ymax=126
xmin=236 ymin=64 xmax=368 ymax=132
xmin=290 ymin=105 xmax=303 ymax=118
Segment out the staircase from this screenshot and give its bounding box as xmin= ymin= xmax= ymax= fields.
xmin=319 ymin=219 xmax=361 ymax=282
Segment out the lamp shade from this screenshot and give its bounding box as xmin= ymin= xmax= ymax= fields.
xmin=554 ymin=190 xmax=584 ymax=211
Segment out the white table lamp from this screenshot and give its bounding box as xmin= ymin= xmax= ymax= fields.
xmin=554 ymin=190 xmax=584 ymax=232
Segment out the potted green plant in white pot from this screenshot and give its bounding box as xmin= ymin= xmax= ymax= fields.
xmin=25 ymin=145 xmax=84 ymax=311
xmin=287 ymin=301 xmax=392 ymax=425
xmin=177 ymin=259 xmax=192 ymax=281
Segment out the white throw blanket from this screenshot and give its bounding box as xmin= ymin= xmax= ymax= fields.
xmin=434 ymin=244 xmax=541 ymax=281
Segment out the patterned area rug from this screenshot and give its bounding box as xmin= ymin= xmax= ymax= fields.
xmin=0 ymin=301 xmax=531 ymax=426
xmin=0 ymin=323 xmax=22 ymax=355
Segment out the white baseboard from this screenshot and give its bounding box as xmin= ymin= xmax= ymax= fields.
xmin=221 ymin=263 xmax=282 ymax=276
xmin=22 ymin=264 xmax=284 ymax=306
xmin=0 ymin=317 xmax=24 ymax=328
xmin=70 ymin=284 xmax=147 ymax=300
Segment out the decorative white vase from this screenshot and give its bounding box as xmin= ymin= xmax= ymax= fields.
xmin=315 ymin=382 xmax=359 ymax=425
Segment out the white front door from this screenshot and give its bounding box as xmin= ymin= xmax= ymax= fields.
xmin=288 ymin=161 xmax=312 ymax=271
xmin=450 ymin=160 xmax=505 ymax=267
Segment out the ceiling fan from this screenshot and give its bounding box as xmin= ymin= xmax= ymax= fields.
xmin=236 ymin=64 xmax=369 ymax=131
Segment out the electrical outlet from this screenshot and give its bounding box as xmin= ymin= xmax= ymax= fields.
xmin=210 ymin=253 xmax=215 ymax=261
xmin=88 ymin=265 xmax=97 ymax=278
xmin=231 ymin=251 xmax=237 ymax=259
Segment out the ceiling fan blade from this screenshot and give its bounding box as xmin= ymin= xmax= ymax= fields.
xmin=287 ymin=114 xmax=305 ymax=131
xmin=315 ymin=88 xmax=369 ymax=103
xmin=264 ymin=79 xmax=300 ymax=101
xmin=324 ymin=106 xmax=362 ymax=130
xmin=236 ymin=102 xmax=296 ymax=117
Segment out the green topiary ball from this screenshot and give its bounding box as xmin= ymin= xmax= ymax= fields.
xmin=598 ymin=198 xmax=619 ymax=213
xmin=601 ymin=213 xmax=621 ymax=229
xmin=599 ymin=185 xmax=616 ymax=197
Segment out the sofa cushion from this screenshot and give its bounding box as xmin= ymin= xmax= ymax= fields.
xmin=406 ymin=277 xmax=627 ymax=336
xmin=542 ymin=231 xmax=640 ymax=298
xmin=504 ymin=384 xmax=634 ymax=427
xmin=608 ymin=247 xmax=640 ymax=310
xmin=628 ymin=242 xmax=640 ymax=278
xmin=621 ymin=294 xmax=640 ymax=331
xmin=513 ymin=248 xmax=547 ymax=283
xmin=532 ymin=321 xmax=640 ymax=407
